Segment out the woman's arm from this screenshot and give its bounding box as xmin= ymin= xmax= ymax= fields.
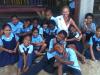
xmin=71 ymin=19 xmax=82 ymax=34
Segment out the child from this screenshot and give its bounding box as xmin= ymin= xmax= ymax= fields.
xmin=32 ymin=18 xmax=43 ymax=37
xmin=17 ymin=35 xmax=33 ymax=75
xmin=31 ymin=28 xmax=47 ymax=61
xmin=19 ymin=19 xmax=32 ymax=43
xmin=54 ymin=47 xmax=82 ymax=75
xmin=8 ymin=15 xmax=23 ymax=35
xmin=22 ymin=30 xmax=67 ymax=75
xmin=82 ymin=13 xmax=96 ymax=48
xmin=0 ymin=24 xmax=19 ymax=67
xmin=85 ymin=26 xmax=100 ymax=61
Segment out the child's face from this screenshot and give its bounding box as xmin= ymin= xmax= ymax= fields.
xmin=43 ymin=24 xmax=48 ymax=29
xmin=49 ymin=24 xmax=55 ymax=30
xmin=3 ymin=26 xmax=11 ymax=35
xmin=12 ymin=17 xmax=19 ymax=25
xmin=62 ymin=8 xmax=70 ymax=18
xmin=33 ymin=20 xmax=38 ymax=27
xmin=57 ymin=33 xmax=65 ymax=41
xmin=24 ymin=21 xmax=31 ymax=27
xmin=32 ymin=30 xmax=38 ymax=37
xmin=23 ymin=36 xmax=31 ymax=46
xmin=85 ymin=16 xmax=93 ymax=24
xmin=96 ymin=29 xmax=100 ymax=38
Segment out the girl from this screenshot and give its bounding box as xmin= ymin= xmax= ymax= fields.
xmin=32 ymin=18 xmax=43 ymax=37
xmin=8 ymin=15 xmax=23 ymax=35
xmin=19 ymin=19 xmax=32 ymax=43
xmin=82 ymin=13 xmax=96 ymax=48
xmin=31 ymin=28 xmax=47 ymax=61
xmin=0 ymin=24 xmax=19 ymax=67
xmin=85 ymin=26 xmax=100 ymax=61
xmin=17 ymin=35 xmax=33 ymax=75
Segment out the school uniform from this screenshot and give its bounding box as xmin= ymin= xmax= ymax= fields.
xmin=8 ymin=21 xmax=23 ymax=34
xmin=20 ymin=25 xmax=33 ymax=33
xmin=31 ymin=35 xmax=44 ymax=61
xmin=85 ymin=35 xmax=100 ymax=60
xmin=32 ymin=25 xmax=43 ymax=35
xmin=18 ymin=44 xmax=33 ymax=69
xmin=82 ymin=23 xmax=96 ymax=41
xmin=0 ymin=33 xmax=19 ymax=67
xmin=62 ymin=48 xmax=82 ymax=75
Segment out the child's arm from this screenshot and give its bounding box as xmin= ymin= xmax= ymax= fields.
xmin=90 ymin=45 xmax=96 ymax=60
xmin=13 ymin=42 xmax=19 ymax=53
xmin=54 ymin=55 xmax=74 ymax=65
xmin=23 ymin=53 xmax=27 ymax=69
xmin=0 ymin=47 xmax=13 ymax=53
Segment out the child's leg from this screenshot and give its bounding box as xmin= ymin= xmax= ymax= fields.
xmin=54 ymin=62 xmax=63 ymax=75
xmin=39 ymin=42 xmax=47 ymax=53
xmin=24 ymin=54 xmax=32 ymax=72
xmin=17 ymin=55 xmax=23 ymax=75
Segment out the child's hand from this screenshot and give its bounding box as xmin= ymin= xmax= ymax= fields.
xmin=8 ymin=50 xmax=13 ymax=53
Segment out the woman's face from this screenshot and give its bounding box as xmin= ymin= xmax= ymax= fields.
xmin=62 ymin=7 xmax=70 ymax=18
xmin=23 ymin=36 xmax=31 ymax=46
xmin=3 ymin=26 xmax=11 ymax=35
xmin=32 ymin=30 xmax=38 ymax=37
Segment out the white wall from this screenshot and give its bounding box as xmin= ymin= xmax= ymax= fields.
xmin=79 ymin=0 xmax=94 ymax=27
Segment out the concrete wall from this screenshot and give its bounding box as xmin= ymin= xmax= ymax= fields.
xmin=79 ymin=0 xmax=94 ymax=27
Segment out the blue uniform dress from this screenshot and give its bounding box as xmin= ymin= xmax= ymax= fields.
xmin=85 ymin=35 xmax=100 ymax=60
xmin=0 ymin=33 xmax=19 ymax=67
xmin=18 ymin=44 xmax=33 ymax=69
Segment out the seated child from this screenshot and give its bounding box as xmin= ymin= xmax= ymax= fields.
xmin=81 ymin=13 xmax=96 ymax=48
xmin=85 ymin=26 xmax=100 ymax=61
xmin=8 ymin=15 xmax=23 ymax=35
xmin=31 ymin=28 xmax=47 ymax=61
xmin=21 ymin=30 xmax=67 ymax=75
xmin=0 ymin=24 xmax=19 ymax=67
xmin=17 ymin=35 xmax=33 ymax=75
xmin=19 ymin=19 xmax=32 ymax=43
xmin=32 ymin=18 xmax=43 ymax=37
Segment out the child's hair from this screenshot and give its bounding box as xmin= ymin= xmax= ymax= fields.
xmin=32 ymin=28 xmax=39 ymax=33
xmin=24 ymin=18 xmax=31 ymax=23
xmin=85 ymin=13 xmax=94 ymax=19
xmin=2 ymin=24 xmax=12 ymax=30
xmin=10 ymin=15 xmax=19 ymax=19
xmin=96 ymin=26 xmax=100 ymax=31
xmin=32 ymin=17 xmax=39 ymax=22
xmin=48 ymin=20 xmax=56 ymax=26
xmin=41 ymin=19 xmax=49 ymax=27
xmin=23 ymin=34 xmax=31 ymax=42
xmin=58 ymin=30 xmax=67 ymax=38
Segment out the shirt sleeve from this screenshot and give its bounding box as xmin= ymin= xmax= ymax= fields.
xmin=19 ymin=45 xmax=24 ymax=53
xmin=15 ymin=35 xmax=19 ymax=41
xmin=89 ymin=37 xmax=93 ymax=45
xmin=28 ymin=45 xmax=33 ymax=54
xmin=39 ymin=35 xmax=43 ymax=42
xmin=49 ymin=39 xmax=54 ymax=51
xmin=39 ymin=27 xmax=43 ymax=35
xmin=0 ymin=39 xmax=3 ymax=46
